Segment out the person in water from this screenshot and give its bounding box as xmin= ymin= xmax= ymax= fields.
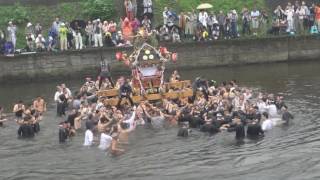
xmin=177 ymin=121 xmax=190 ymax=137
xmin=170 ymin=70 xmax=181 ymax=83
xmin=246 ymin=120 xmax=264 ymax=138
xmin=25 ymin=109 xmax=40 ymax=133
xmin=261 ymin=112 xmax=273 ymax=131
xmin=59 ymin=121 xmax=69 ymax=143
xmin=192 ymin=77 xmax=209 ymax=102
xmin=98 ymin=127 xmax=113 ymax=151
xmin=281 ymin=106 xmax=294 ymax=125
xmin=83 ymin=124 xmax=94 ymax=147
xmin=221 ymin=115 xmax=245 ymax=139
xmin=0 ymin=106 xmax=7 ymax=127
xmin=110 ymin=125 xmax=125 ymax=155
xmin=99 ymin=58 xmax=114 ymax=89
xmin=17 ymin=117 xmax=35 ymax=138
xmin=13 ymin=100 xmax=25 ymax=122
xmin=33 ymin=96 xmax=46 ymax=120
xmin=117 ymin=79 xmax=134 ymax=107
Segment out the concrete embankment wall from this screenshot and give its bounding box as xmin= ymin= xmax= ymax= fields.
xmin=0 ymin=35 xmax=320 ymax=83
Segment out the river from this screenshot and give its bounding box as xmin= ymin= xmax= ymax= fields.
xmin=1 ymin=61 xmax=320 ymax=180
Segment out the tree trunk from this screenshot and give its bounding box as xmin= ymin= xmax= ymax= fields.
xmin=113 ymin=0 xmax=125 ymax=19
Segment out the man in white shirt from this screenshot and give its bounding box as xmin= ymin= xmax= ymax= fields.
xmin=267 ymin=102 xmax=278 ymax=118
xmin=261 ymin=112 xmax=273 ymax=131
xmin=163 ymin=7 xmax=169 ymax=25
xmin=251 ymin=7 xmax=260 ymax=35
xmin=296 ymin=5 xmax=306 ymax=34
xmin=83 ymin=126 xmax=94 ymax=146
xmin=285 ymin=6 xmax=295 ymax=32
xmin=198 ymin=10 xmax=208 ymax=28
xmin=143 ymin=0 xmax=153 ymax=15
xmin=61 ymin=83 xmax=72 ymax=98
xmin=54 ymin=86 xmax=62 ymax=102
xmin=98 ymin=128 xmax=112 ymax=151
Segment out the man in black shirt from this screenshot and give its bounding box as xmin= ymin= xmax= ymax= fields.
xmin=177 ymin=122 xmax=190 ymax=137
xmin=18 ymin=120 xmax=35 ymax=138
xmin=192 ymin=77 xmax=209 ymax=102
xmin=59 ymin=121 xmax=69 ymax=143
xmin=117 ymin=80 xmax=134 ymax=107
xmin=246 ymin=120 xmax=264 ymax=138
xmin=281 ymin=106 xmax=294 ymax=125
xmin=222 ymin=116 xmax=245 ymax=140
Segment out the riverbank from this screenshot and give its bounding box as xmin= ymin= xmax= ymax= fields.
xmin=1 ymin=35 xmax=320 ymax=83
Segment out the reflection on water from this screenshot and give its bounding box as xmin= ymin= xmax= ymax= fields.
xmin=1 ymin=61 xmax=320 ymax=180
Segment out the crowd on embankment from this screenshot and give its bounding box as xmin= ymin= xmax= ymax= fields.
xmin=1 ymin=0 xmax=320 ymax=55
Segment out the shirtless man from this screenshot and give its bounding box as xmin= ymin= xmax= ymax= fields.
xmin=33 ymin=96 xmax=47 ymax=120
xmin=13 ymin=100 xmax=25 ymax=123
xmin=170 ymin=70 xmax=180 ymax=83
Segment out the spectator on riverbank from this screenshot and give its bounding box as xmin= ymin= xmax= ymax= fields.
xmin=3 ymin=1 xmax=320 ymax=55
xmin=142 ymin=15 xmax=152 ymax=31
xmin=0 ymin=29 xmax=5 ymax=53
xmin=251 ymin=7 xmax=260 ymax=35
xmin=59 ymin=23 xmax=68 ymax=51
xmin=242 ymin=8 xmax=251 ymax=35
xmin=315 ymin=3 xmax=320 ymax=31
xmin=85 ymin=21 xmax=94 ymax=47
xmin=7 ymin=21 xmax=17 ymax=51
xmin=185 ymin=11 xmax=197 ymax=39
xmin=125 ymin=0 xmax=134 ymax=21
xmin=217 ymin=11 xmax=225 ymax=38
xmin=73 ymin=21 xmax=83 ymax=50
xmin=285 ymin=5 xmax=295 ymax=33
xmin=25 ymin=33 xmax=35 ymax=52
xmin=199 ymin=10 xmax=208 ymax=28
xmin=94 ymin=19 xmax=103 ymax=48
xmin=230 ymin=10 xmax=239 ymax=38
xmin=143 ymin=0 xmax=153 ymax=20
xmin=52 ymin=17 xmax=61 ymax=35
xmin=122 ymin=18 xmax=133 ymax=42
xmin=34 ymin=23 xmax=42 ymax=37
xmin=35 ymin=34 xmax=46 ymax=51
xmin=163 ymin=7 xmax=169 ymax=25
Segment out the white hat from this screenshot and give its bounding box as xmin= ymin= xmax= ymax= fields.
xmin=61 ymin=23 xmax=65 ymax=26
xmin=8 ymin=21 xmax=12 ymax=24
xmin=27 ymin=22 xmax=32 ymax=27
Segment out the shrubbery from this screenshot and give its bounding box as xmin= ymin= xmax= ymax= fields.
xmin=82 ymin=0 xmax=116 ymax=20
xmin=0 ymin=3 xmax=29 ymax=26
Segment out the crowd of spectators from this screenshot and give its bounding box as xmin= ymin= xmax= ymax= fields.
xmin=0 ymin=0 xmax=320 ymax=55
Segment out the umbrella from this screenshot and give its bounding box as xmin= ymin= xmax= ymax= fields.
xmin=70 ymin=20 xmax=86 ymax=29
xmin=197 ymin=3 xmax=213 ymax=10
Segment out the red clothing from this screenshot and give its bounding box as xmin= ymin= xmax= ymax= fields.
xmin=315 ymin=6 xmax=320 ymax=20
xmin=122 ymin=18 xmax=133 ymax=41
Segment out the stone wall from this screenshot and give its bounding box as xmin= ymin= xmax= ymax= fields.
xmin=0 ymin=36 xmax=319 ymax=83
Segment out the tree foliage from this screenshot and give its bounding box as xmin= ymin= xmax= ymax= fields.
xmin=0 ymin=3 xmax=29 ymax=26
xmin=82 ymin=0 xmax=116 ymax=20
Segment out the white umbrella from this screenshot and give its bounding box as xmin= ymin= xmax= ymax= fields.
xmin=197 ymin=3 xmax=213 ymax=10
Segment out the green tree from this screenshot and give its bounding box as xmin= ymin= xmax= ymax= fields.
xmin=82 ymin=0 xmax=116 ymax=20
